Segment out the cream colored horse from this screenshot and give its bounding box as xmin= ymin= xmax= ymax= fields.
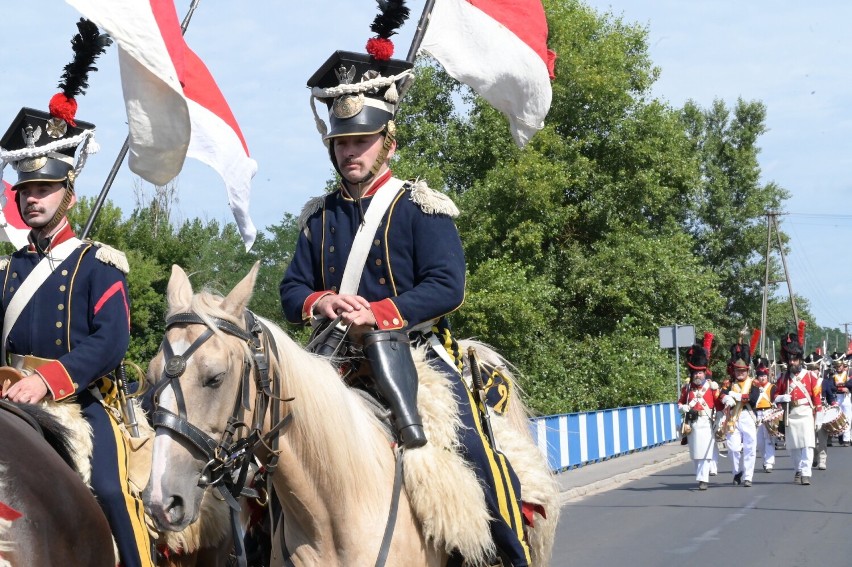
xmin=144 ymin=263 xmax=558 ymax=566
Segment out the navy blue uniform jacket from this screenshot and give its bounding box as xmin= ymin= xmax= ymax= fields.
xmin=280 ymin=171 xmax=465 ymax=331
xmin=0 ymin=223 xmax=130 ymax=400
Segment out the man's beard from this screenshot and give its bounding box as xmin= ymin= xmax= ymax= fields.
xmin=789 ymin=363 xmax=802 ymax=374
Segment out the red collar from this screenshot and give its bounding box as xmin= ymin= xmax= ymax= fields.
xmin=26 ymin=221 xmax=76 ymax=253
xmin=340 ymin=169 xmax=393 ymax=200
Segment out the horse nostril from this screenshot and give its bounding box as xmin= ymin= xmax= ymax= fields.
xmin=165 ymin=495 xmax=185 ymax=525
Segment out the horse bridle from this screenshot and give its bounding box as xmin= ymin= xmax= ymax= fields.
xmin=152 ymin=309 xmax=404 ymax=567
xmin=151 ymin=309 xmax=289 ymax=511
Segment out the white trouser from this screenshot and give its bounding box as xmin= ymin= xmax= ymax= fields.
xmin=838 ymin=392 xmax=852 ymax=442
xmin=710 ymin=441 xmax=719 ymax=474
xmin=694 ymin=459 xmax=712 ymax=482
xmin=792 ymin=447 xmax=814 ymax=477
xmin=727 ymin=410 xmax=757 ymax=482
xmin=815 ymin=427 xmax=828 ymax=466
xmin=756 ymin=421 xmax=776 ymax=467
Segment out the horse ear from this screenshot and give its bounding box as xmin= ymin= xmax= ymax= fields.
xmin=220 ymin=261 xmax=260 ymax=317
xmin=167 ymin=264 xmax=194 ymax=309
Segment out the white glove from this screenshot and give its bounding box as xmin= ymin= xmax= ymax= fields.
xmin=774 ymin=394 xmax=791 ymax=403
xmin=730 ymin=391 xmax=742 ymax=402
xmin=722 ymin=395 xmax=736 ymax=408
xmin=678 ymin=404 xmax=688 ymax=415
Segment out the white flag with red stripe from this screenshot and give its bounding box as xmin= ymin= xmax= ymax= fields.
xmin=66 ymin=0 xmax=258 ymax=248
xmin=421 ymin=0 xmax=556 ymax=147
xmin=0 ymin=180 xmax=30 ymax=250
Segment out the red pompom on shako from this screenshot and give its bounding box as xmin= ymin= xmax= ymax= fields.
xmin=366 ymin=37 xmax=395 ymax=61
xmin=49 ymin=93 xmax=79 ymax=126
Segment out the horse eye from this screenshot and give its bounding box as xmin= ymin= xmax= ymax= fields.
xmin=204 ymin=372 xmax=225 ymax=388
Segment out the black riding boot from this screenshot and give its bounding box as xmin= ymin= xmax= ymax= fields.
xmin=362 ymin=330 xmax=427 ymax=449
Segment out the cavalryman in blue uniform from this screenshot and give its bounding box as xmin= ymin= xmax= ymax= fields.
xmin=280 ymin=33 xmax=532 ymax=567
xmin=0 ymin=20 xmax=153 ymax=567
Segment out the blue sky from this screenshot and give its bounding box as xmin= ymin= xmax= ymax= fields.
xmin=2 ymin=1 xmax=850 ymax=331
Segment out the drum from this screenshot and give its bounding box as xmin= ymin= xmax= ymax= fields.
xmin=820 ymin=406 xmax=849 ymax=436
xmin=758 ymin=407 xmax=785 ymax=439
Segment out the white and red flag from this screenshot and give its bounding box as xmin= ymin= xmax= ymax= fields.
xmin=66 ymin=0 xmax=258 ymax=248
xmin=0 ymin=180 xmax=30 ymax=250
xmin=420 ymin=0 xmax=556 ymax=147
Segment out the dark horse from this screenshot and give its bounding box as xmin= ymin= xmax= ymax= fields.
xmin=0 ymin=400 xmax=114 ymax=567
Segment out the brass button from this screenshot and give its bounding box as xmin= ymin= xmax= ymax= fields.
xmin=61 ymin=270 xmax=68 ymax=276
xmin=56 ymin=322 xmax=62 ymax=328
xmin=55 ymin=339 xmax=62 ymax=346
xmin=331 ymin=286 xmax=337 ymax=292
xmin=11 ymin=272 xmax=16 ymax=278
xmin=59 ymin=389 xmax=66 ymax=396
xmin=59 ymin=285 xmax=66 ymax=292
xmin=8 ymin=287 xmax=14 ymax=293
xmin=329 ymin=246 xmax=335 ymax=253
xmin=379 ymin=278 xmax=386 ymax=285
xmin=330 ymin=226 xmax=335 ymax=234
xmin=382 ymin=320 xmax=389 ymax=326
xmin=373 ymin=239 xmax=380 ymax=246
xmin=58 ymin=304 xmax=65 ymax=311
xmin=392 ymin=318 xmax=400 ymax=325
xmin=329 ymin=266 xmax=336 ymax=273
xmin=375 ymin=259 xmax=382 ymax=266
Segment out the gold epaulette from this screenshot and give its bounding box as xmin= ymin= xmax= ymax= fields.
xmin=409 ymin=179 xmax=460 ymax=218
xmin=92 ymin=242 xmax=130 ymax=274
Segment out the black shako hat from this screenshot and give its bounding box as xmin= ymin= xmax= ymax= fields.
xmin=0 ymin=108 xmax=96 ymax=189
xmin=307 ymin=1 xmax=413 ymax=142
xmin=0 ymin=19 xmax=108 ymax=191
xmin=308 ymin=51 xmax=413 ymax=140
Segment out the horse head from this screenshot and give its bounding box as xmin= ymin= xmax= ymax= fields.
xmin=144 ymin=262 xmax=264 ymax=532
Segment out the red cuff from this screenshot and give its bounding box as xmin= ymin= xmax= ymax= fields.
xmin=36 ymin=360 xmax=75 ymax=401
xmin=371 ymin=299 xmax=404 ymax=330
xmin=302 ymin=291 xmax=335 ymax=320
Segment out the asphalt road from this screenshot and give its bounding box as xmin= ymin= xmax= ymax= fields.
xmin=551 ymin=443 xmax=852 ymax=567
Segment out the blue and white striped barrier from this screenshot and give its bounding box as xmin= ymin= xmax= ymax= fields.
xmin=530 ymin=403 xmax=680 ymax=472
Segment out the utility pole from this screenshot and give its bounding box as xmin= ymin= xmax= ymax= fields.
xmin=841 ymin=322 xmax=852 ymax=353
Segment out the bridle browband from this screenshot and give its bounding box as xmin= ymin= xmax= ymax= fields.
xmin=151 ymin=309 xmax=291 ymax=567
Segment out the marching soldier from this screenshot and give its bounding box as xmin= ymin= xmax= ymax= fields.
xmin=753 ymin=357 xmax=778 ymax=473
xmin=0 ymin=20 xmax=152 ymax=567
xmin=774 ymin=328 xmax=822 ymax=485
xmin=279 ymin=8 xmax=531 ymax=564
xmin=830 ymin=352 xmax=851 ymax=445
xmin=677 ymin=342 xmax=722 ymax=490
xmin=720 ymin=343 xmax=759 ymax=487
xmin=812 ymin=352 xmax=837 ymax=471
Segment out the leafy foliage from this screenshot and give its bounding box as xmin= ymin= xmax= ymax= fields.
xmin=1 ymin=0 xmax=835 ymax=414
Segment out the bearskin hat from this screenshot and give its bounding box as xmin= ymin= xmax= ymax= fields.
xmin=686 ymin=343 xmax=708 ymax=371
xmin=728 ymin=342 xmax=750 ymax=370
xmin=780 ymin=332 xmax=803 ymax=362
xmin=754 ymin=357 xmax=770 ymax=377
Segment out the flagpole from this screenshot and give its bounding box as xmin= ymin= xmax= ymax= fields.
xmin=405 ymin=0 xmax=437 ymax=63
xmin=81 ymin=0 xmax=203 ymax=240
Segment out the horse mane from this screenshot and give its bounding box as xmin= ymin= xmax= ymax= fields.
xmin=176 ymin=289 xmax=392 ymax=510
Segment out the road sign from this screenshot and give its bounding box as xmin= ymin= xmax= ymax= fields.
xmin=659 ymin=325 xmax=695 ymax=349
xmin=659 ymin=324 xmax=695 ymax=398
